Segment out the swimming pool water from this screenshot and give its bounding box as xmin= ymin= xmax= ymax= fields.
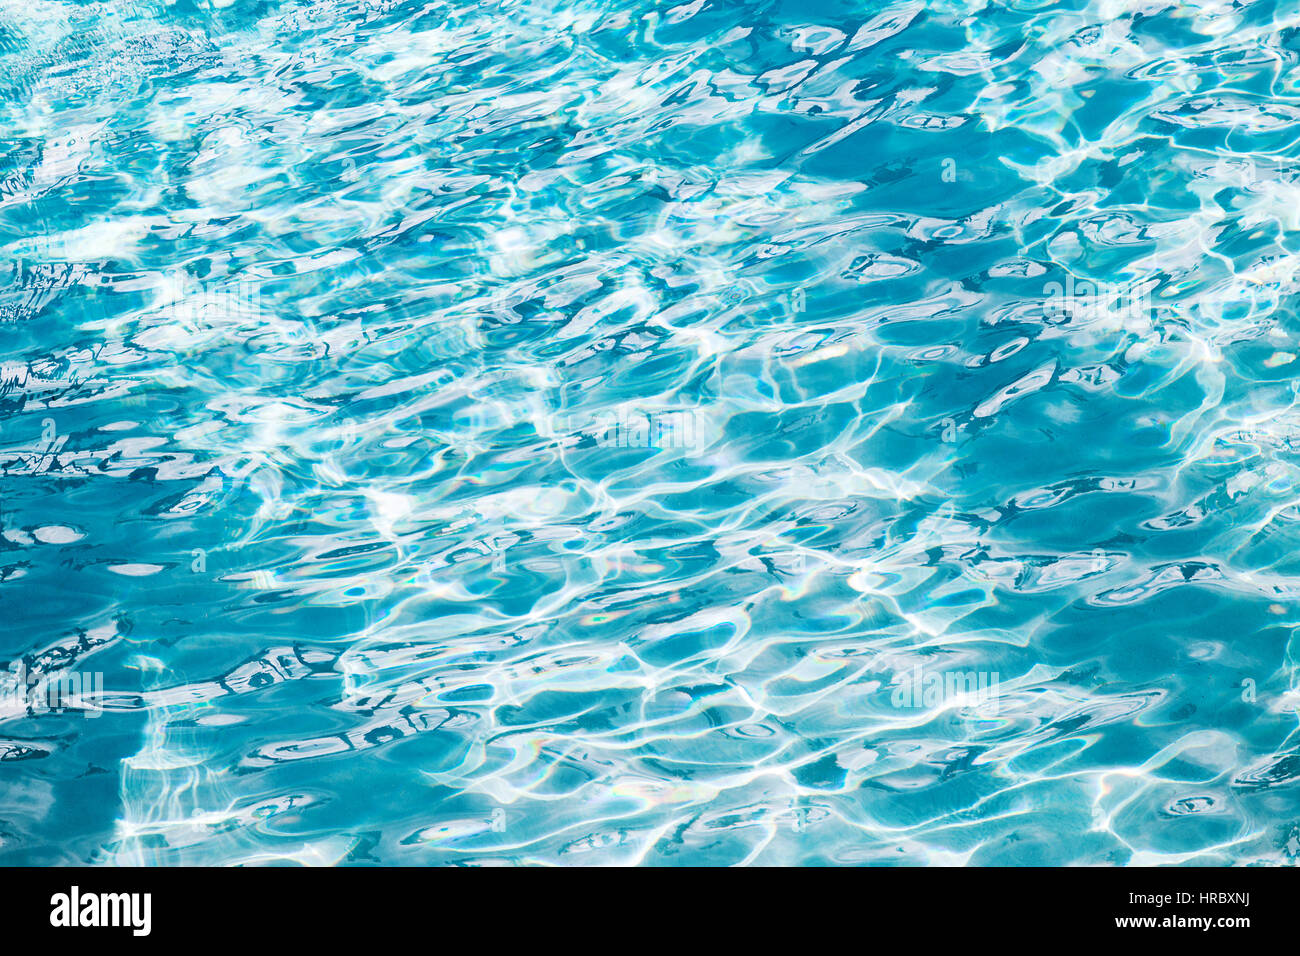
xmin=3 ymin=0 xmax=1300 ymax=866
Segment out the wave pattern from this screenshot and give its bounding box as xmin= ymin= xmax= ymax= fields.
xmin=3 ymin=0 xmax=1300 ymax=865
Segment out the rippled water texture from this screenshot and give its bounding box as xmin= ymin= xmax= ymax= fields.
xmin=4 ymin=0 xmax=1300 ymax=866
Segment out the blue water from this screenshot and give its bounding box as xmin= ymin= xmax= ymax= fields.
xmin=3 ymin=0 xmax=1300 ymax=866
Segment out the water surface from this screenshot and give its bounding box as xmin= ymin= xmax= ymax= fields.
xmin=3 ymin=0 xmax=1300 ymax=866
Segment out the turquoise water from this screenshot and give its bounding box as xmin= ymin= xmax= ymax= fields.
xmin=3 ymin=0 xmax=1300 ymax=866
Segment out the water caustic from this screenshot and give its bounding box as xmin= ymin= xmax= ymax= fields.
xmin=2 ymin=0 xmax=1300 ymax=866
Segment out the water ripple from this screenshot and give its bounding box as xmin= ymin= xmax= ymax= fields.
xmin=2 ymin=0 xmax=1300 ymax=866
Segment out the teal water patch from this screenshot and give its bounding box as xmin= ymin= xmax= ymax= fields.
xmin=2 ymin=0 xmax=1300 ymax=865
